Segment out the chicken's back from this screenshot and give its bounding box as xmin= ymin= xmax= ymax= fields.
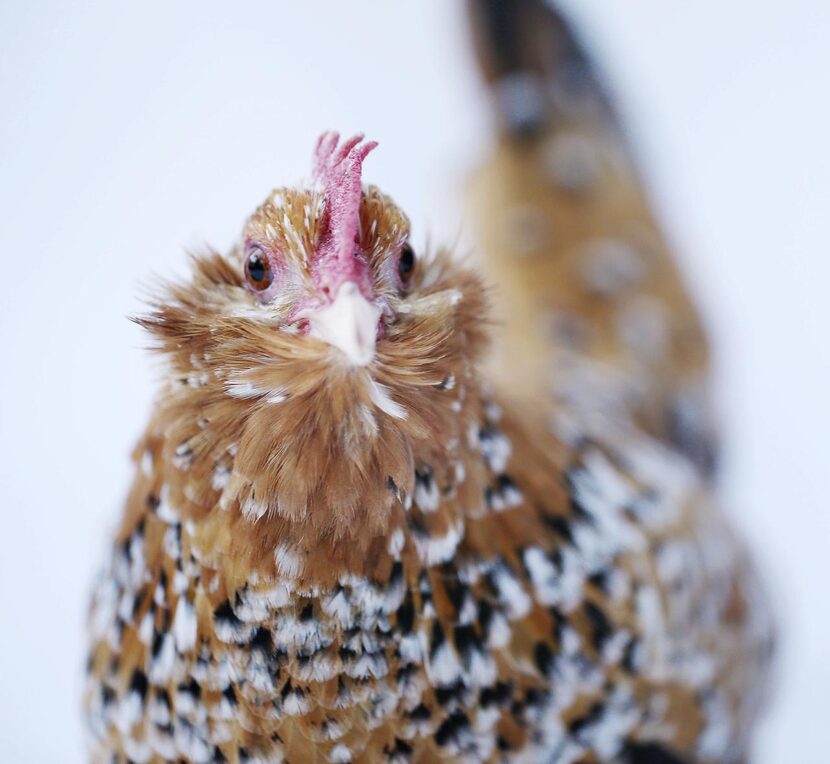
xmin=464 ymin=0 xmax=775 ymax=758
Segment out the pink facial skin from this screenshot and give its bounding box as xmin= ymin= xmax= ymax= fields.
xmin=244 ymin=133 xmax=388 ymax=348
xmin=311 ymin=132 xmax=378 ymax=303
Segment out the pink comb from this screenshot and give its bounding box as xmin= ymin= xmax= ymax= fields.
xmin=312 ymin=131 xmax=378 ymax=299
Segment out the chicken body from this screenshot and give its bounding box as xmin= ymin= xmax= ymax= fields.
xmin=85 ymin=9 xmax=773 ymax=764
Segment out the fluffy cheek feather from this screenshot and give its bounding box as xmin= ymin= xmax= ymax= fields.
xmin=137 ymin=248 xmax=489 ymax=575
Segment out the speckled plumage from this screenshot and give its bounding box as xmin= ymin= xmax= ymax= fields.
xmin=85 ymin=7 xmax=773 ymax=763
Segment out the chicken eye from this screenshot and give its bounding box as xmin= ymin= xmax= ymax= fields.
xmin=398 ymin=243 xmax=415 ymax=288
xmin=245 ymin=247 xmax=273 ymax=291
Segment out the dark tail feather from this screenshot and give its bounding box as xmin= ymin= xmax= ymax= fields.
xmin=466 ymin=0 xmax=618 ymax=135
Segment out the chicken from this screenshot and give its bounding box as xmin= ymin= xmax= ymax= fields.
xmin=84 ymin=8 xmax=773 ymax=764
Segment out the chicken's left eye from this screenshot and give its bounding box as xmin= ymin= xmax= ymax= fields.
xmin=398 ymin=243 xmax=416 ymax=288
xmin=245 ymin=248 xmax=273 ymax=291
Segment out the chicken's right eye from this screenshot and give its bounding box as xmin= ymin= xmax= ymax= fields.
xmin=245 ymin=247 xmax=273 ymax=291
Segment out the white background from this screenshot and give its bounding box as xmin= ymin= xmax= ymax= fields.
xmin=1 ymin=2 xmax=828 ymax=761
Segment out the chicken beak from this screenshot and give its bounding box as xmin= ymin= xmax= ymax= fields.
xmin=307 ymin=281 xmax=381 ymax=367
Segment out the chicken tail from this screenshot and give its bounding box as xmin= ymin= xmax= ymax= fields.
xmin=465 ymin=0 xmax=718 ymax=474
